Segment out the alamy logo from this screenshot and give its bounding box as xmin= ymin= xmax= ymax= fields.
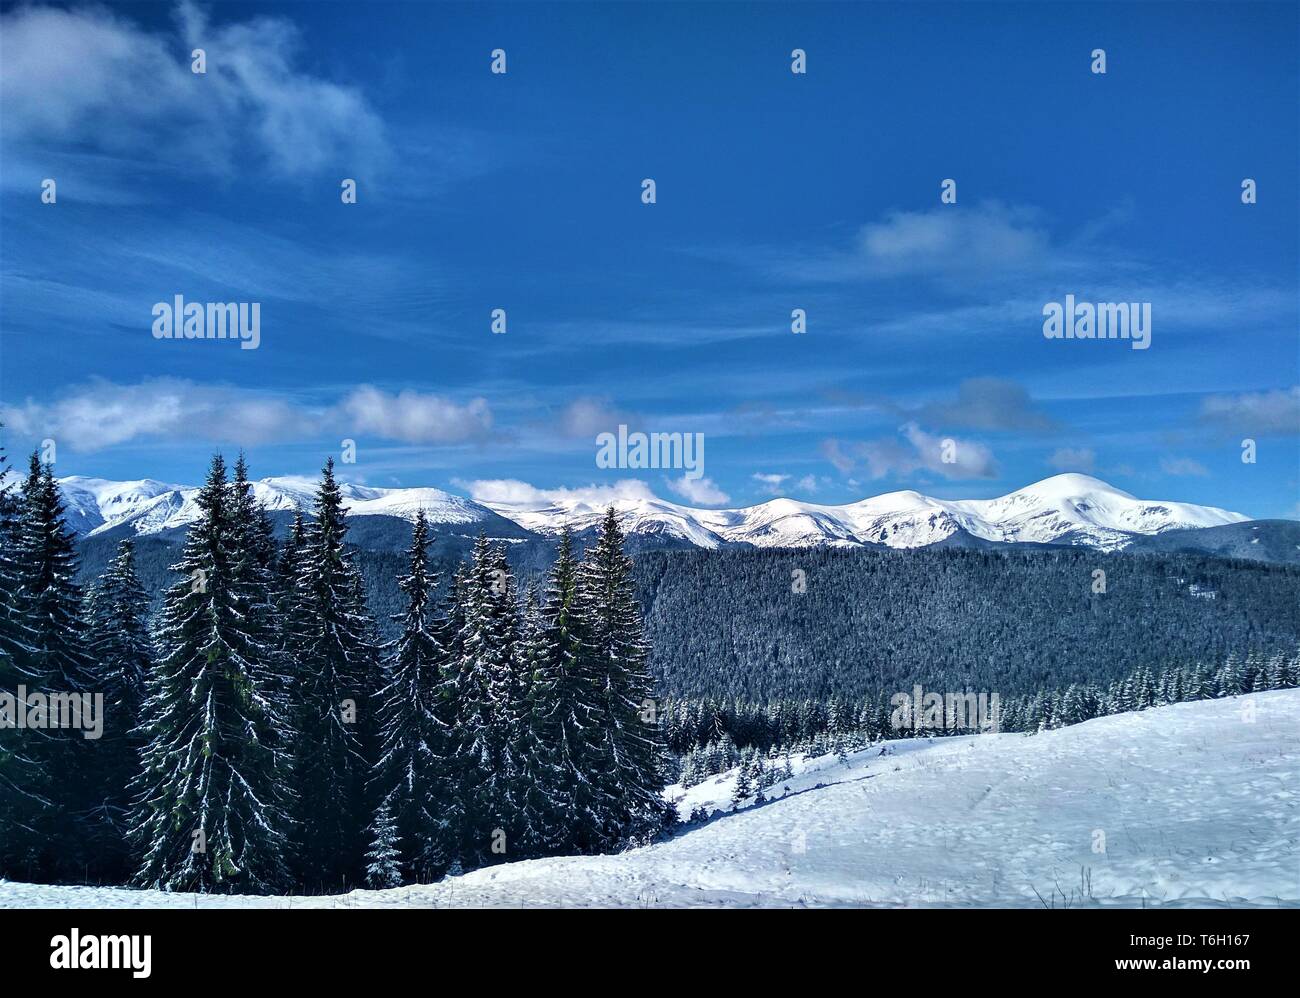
xmin=50 ymin=930 xmax=151 ymax=978
xmin=595 ymin=424 xmax=705 ymax=480
xmin=1 ymin=687 xmax=103 ymax=739
xmin=890 ymin=686 xmax=1001 ymax=733
xmin=1042 ymin=295 xmax=1151 ymax=350
xmin=152 ymin=295 xmax=261 ymax=350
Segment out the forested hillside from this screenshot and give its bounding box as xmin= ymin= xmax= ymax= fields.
xmin=77 ymin=523 xmax=1300 ymax=704
xmin=632 ymin=547 xmax=1300 ymax=700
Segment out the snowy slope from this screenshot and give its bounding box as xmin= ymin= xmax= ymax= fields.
xmin=480 ymin=491 xmax=733 ymax=548
xmin=56 ymin=477 xmax=187 ymax=536
xmin=57 ymin=472 xmax=1249 ymax=552
xmin=4 ymin=691 xmax=1296 ymax=908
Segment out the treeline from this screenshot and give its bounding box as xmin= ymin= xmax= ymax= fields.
xmin=665 ymin=650 xmax=1300 ymax=783
xmin=634 ymin=546 xmax=1300 ymax=701
xmin=0 ymin=449 xmax=670 ymax=894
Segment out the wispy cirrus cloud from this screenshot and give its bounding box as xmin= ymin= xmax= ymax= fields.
xmin=0 ymin=1 xmax=388 ymax=195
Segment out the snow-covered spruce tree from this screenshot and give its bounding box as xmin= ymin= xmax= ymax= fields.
xmin=428 ymin=563 xmax=471 ymax=875
xmin=288 ymin=458 xmax=380 ymax=890
xmin=229 ymin=456 xmax=296 ymax=763
xmin=370 ymin=511 xmax=453 ymax=882
xmin=450 ymin=533 xmax=521 ymax=867
xmin=130 ymin=455 xmax=293 ymax=893
xmin=1266 ymin=652 xmax=1292 ymax=690
xmin=81 ymin=538 xmax=153 ymax=880
xmin=486 ymin=543 xmax=561 ymax=863
xmin=0 ymin=433 xmax=41 ymax=880
xmin=538 ymin=526 xmax=609 ymax=854
xmin=0 ymin=430 xmax=30 ymax=674
xmin=9 ymin=455 xmax=95 ymax=881
xmin=230 ymin=455 xmax=285 ymax=680
xmin=364 ymin=794 xmax=403 ymax=890
xmin=231 ymin=455 xmax=279 ymax=574
xmin=577 ymin=508 xmax=668 ymax=849
xmin=730 ymin=760 xmax=752 ymax=808
xmin=276 ymin=509 xmax=307 ymax=647
xmin=1216 ymin=655 xmax=1245 ymax=697
xmin=506 ymin=581 xmax=567 ymax=858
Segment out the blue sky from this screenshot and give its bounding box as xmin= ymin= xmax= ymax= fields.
xmin=1 ymin=0 xmax=1296 ymax=516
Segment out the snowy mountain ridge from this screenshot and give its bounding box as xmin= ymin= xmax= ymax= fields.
xmin=57 ymin=475 xmax=496 ymax=539
xmin=54 ymin=472 xmax=1249 ymax=552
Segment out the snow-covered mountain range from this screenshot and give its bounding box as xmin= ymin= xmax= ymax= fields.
xmin=58 ymin=475 xmax=499 ymax=538
xmin=484 ymin=473 xmax=1249 ymax=551
xmin=55 ymin=472 xmax=1249 ymax=553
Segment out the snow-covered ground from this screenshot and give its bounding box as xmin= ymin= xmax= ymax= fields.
xmin=4 ymin=691 xmax=1297 ymax=908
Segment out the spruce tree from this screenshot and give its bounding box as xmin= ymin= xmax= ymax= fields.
xmin=538 ymin=527 xmax=607 ymax=853
xmin=130 ymin=456 xmax=293 ymax=893
xmin=288 ymin=458 xmax=379 ymax=889
xmin=0 ymin=433 xmax=40 ymax=879
xmin=731 ymin=761 xmax=752 ymax=807
xmin=507 ymin=582 xmax=567 ymax=857
xmin=275 ymin=509 xmax=307 ymax=650
xmin=451 ymin=534 xmax=519 ymax=866
xmin=0 ymin=430 xmax=30 ymax=672
xmin=229 ymin=455 xmax=286 ymax=688
xmin=9 ymin=455 xmax=94 ymax=881
xmin=578 ymin=508 xmax=667 ymax=848
xmin=364 ymin=794 xmax=403 ymax=890
xmin=429 ymin=564 xmax=472 ymax=876
xmin=371 ymin=511 xmax=453 ymax=881
xmin=82 ymin=538 xmax=152 ymax=879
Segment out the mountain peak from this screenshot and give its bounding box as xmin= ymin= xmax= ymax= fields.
xmin=1013 ymin=473 xmax=1136 ymax=501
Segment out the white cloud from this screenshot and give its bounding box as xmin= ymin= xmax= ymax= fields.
xmin=751 ymin=472 xmax=789 ymax=494
xmin=456 ymin=478 xmax=657 ymax=507
xmin=459 ymin=474 xmax=731 ymax=509
xmin=1160 ymin=456 xmax=1210 ymax=478
xmin=752 ymin=471 xmax=817 ymax=496
xmin=666 ymin=476 xmax=730 ymax=506
xmin=340 ymin=387 xmax=492 ymax=445
xmin=1 ymin=379 xmax=493 ymax=451
xmin=0 ymin=2 xmax=387 ymax=185
xmin=558 ymin=396 xmax=630 ymax=438
xmin=858 ymin=202 xmax=1048 ymax=277
xmin=822 ymin=423 xmax=997 ymax=481
xmin=1 ymin=378 xmax=311 ymax=452
xmin=820 ymin=439 xmax=856 ymax=474
xmin=1048 ymin=447 xmax=1097 ymax=473
xmin=1200 ymin=386 xmax=1299 ymax=436
xmin=917 ymin=378 xmax=1056 ymax=432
